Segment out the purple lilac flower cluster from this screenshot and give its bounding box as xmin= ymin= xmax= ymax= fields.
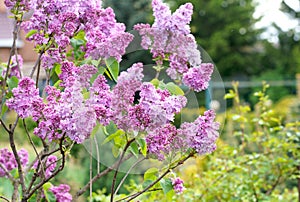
xmin=0 ymin=148 xmax=28 ymax=177
xmin=146 ymin=110 xmax=219 ymax=161
xmin=146 ymin=124 xmax=184 ymax=161
xmin=172 ymin=177 xmax=185 ymax=194
xmin=7 ymin=62 xmax=112 ymax=144
xmin=49 ymin=184 xmax=72 ymax=202
xmin=179 ymin=110 xmax=220 ymax=155
xmin=134 ymin=0 xmax=213 ymax=92
xmin=4 ymin=0 xmax=32 ymax=12
xmin=111 ymin=63 xmax=187 ymax=133
xmin=33 ymin=62 xmax=112 ymax=143
xmin=6 ymin=77 xmax=44 ymax=120
xmin=21 ymin=0 xmax=133 ymax=69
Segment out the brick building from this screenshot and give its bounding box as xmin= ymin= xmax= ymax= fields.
xmin=0 ymin=0 xmax=38 ymax=76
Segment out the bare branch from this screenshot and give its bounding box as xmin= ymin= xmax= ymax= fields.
xmin=74 ymin=153 xmax=133 ymax=199
xmin=8 ymin=123 xmax=26 ymax=195
xmin=117 ymin=152 xmax=195 ymax=202
xmin=0 ymin=119 xmax=10 ymax=133
xmin=0 ymin=163 xmax=15 ymax=182
xmin=114 ymin=157 xmax=146 ymax=197
xmin=23 ymin=136 xmax=66 ymax=201
xmin=110 ymin=138 xmax=135 ymax=202
xmin=0 ymin=195 xmax=10 ymax=202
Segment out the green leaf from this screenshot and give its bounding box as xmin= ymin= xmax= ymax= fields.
xmin=224 ymin=92 xmax=235 ymax=99
xmin=129 ymin=142 xmax=139 ymax=158
xmin=90 ymin=67 xmax=106 ymax=83
xmin=7 ymin=76 xmax=19 ymax=90
xmin=105 ymin=57 xmax=119 ymax=82
xmin=136 ymin=138 xmax=147 ymax=157
xmin=70 ymin=38 xmax=85 ymax=49
xmin=150 ymin=78 xmax=160 ymax=88
xmin=45 ymin=191 xmax=56 ymax=202
xmin=43 ymin=182 xmax=53 ymax=191
xmin=25 ymin=29 xmax=38 ymax=38
xmin=144 ymin=168 xmax=158 ymax=181
xmin=160 ymin=178 xmax=173 ymax=194
xmin=142 ymin=180 xmax=153 ymax=189
xmin=54 ymin=63 xmax=62 ymax=75
xmin=1 ymin=103 xmax=8 ymax=117
xmin=166 ymin=82 xmax=184 ymax=95
xmin=90 ymin=123 xmax=101 ymax=138
xmin=104 ymin=122 xmax=118 ymax=136
xmin=102 ymin=129 xmax=124 ymax=145
xmin=112 ymin=145 xmax=121 ymax=158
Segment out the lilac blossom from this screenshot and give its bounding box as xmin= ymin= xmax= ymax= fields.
xmin=172 ymin=177 xmax=185 ymax=194
xmin=32 ymin=155 xmax=57 ymax=178
xmin=4 ymin=0 xmax=32 ymax=12
xmin=138 ymin=83 xmax=187 ymax=130
xmin=82 ymin=7 xmax=133 ymax=61
xmin=182 ymin=63 xmax=214 ymax=92
xmin=146 ymin=124 xmax=184 ymax=161
xmin=49 ymin=184 xmax=72 ymax=202
xmin=22 ymin=0 xmax=132 ymax=68
xmin=179 ymin=110 xmax=220 ymax=155
xmin=134 ymin=0 xmax=201 ymax=80
xmin=33 ymin=63 xmax=112 ymax=143
xmin=6 ymin=77 xmax=44 ymax=120
xmin=111 ymin=63 xmax=144 ymax=131
xmin=0 ymin=148 xmax=29 ymax=177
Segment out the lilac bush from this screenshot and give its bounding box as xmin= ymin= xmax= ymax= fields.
xmin=0 ymin=0 xmax=219 ymax=201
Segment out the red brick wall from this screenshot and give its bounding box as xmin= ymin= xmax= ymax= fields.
xmin=0 ymin=0 xmax=37 ymax=63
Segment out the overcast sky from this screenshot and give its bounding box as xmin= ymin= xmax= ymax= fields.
xmin=253 ymin=0 xmax=300 ymax=42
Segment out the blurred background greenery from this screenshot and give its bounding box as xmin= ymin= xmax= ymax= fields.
xmin=1 ymin=0 xmax=300 ymax=201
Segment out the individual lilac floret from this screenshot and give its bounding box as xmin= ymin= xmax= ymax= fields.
xmin=182 ymin=63 xmax=214 ymax=92
xmin=0 ymin=148 xmax=29 ymax=177
xmin=179 ymin=110 xmax=220 ymax=155
xmin=49 ymin=184 xmax=72 ymax=202
xmin=6 ymin=77 xmax=44 ymax=120
xmin=172 ymin=177 xmax=185 ymax=194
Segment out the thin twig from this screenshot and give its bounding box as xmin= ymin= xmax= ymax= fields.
xmin=35 ymin=56 xmax=41 ymax=89
xmin=110 ymin=138 xmax=135 ymax=202
xmin=8 ymin=123 xmax=26 ymax=195
xmin=74 ymin=154 xmax=133 ymax=199
xmin=0 ymin=119 xmax=10 ymax=133
xmin=89 ymin=140 xmax=93 ymax=202
xmin=0 ymin=163 xmax=15 ymax=182
xmin=23 ymin=119 xmax=45 ymax=176
xmin=94 ymin=135 xmax=100 ymax=174
xmin=117 ymin=152 xmax=195 ymax=202
xmin=114 ymin=157 xmax=146 ymax=197
xmin=30 ymin=53 xmax=43 ymax=78
xmin=23 ymin=136 xmax=66 ymax=201
xmin=0 ymin=195 xmax=10 ymax=202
